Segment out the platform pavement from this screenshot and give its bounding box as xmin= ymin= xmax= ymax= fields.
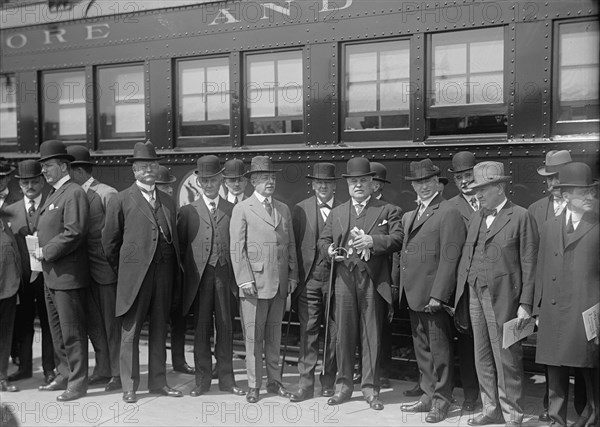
xmin=1 ymin=337 xmax=570 ymax=427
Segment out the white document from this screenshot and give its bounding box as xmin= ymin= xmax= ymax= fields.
xmin=25 ymin=235 xmax=43 ymax=272
xmin=502 ymin=317 xmax=536 ymax=349
xmin=582 ymin=303 xmax=600 ymax=341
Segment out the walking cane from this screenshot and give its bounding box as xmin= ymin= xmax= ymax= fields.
xmin=280 ymin=290 xmax=294 ymax=379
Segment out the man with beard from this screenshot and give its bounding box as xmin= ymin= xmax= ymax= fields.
xmin=103 ymin=141 xmax=183 ymax=403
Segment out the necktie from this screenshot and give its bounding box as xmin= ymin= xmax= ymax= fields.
xmin=319 ymin=202 xmax=331 ymax=221
xmin=28 ymin=199 xmax=36 ymax=216
xmin=233 ymin=197 xmax=238 ymax=205
xmin=264 ymin=199 xmax=273 ymax=217
xmin=141 ymin=188 xmax=155 ymax=208
xmin=354 ymin=203 xmax=364 ymax=216
xmin=554 ymin=199 xmax=566 ymax=216
xmin=209 ymin=201 xmax=217 ymax=217
xmin=470 ymin=197 xmax=479 ymax=211
xmin=417 ymin=202 xmax=426 ymax=220
xmin=566 ymin=215 xmax=575 ymax=234
xmin=483 ymin=208 xmax=497 ymax=217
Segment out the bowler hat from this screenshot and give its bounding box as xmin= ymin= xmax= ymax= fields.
xmin=39 ymin=140 xmax=75 ymax=163
xmin=306 ymin=163 xmax=339 ymax=180
xmin=67 ymin=145 xmax=94 ymax=166
xmin=371 ymin=162 xmax=391 ymax=183
xmin=537 ymin=150 xmax=572 ymax=176
xmin=405 ymin=159 xmax=441 ymax=181
xmin=15 ymin=160 xmax=43 ymax=179
xmin=222 ymin=159 xmax=246 ymax=179
xmin=341 ymin=157 xmax=376 ymax=178
xmin=126 ymin=141 xmax=162 ymax=163
xmin=449 ymin=151 xmax=476 ymax=173
xmin=468 ymin=161 xmax=511 ymax=190
xmin=553 ymin=162 xmax=597 ymax=188
xmin=195 ymin=155 xmax=224 ymax=178
xmin=0 ymin=159 xmax=16 ymax=176
xmin=439 ymin=176 xmax=449 ymax=186
xmin=244 ymin=156 xmax=281 ymax=176
xmin=155 ymin=166 xmax=177 ymax=184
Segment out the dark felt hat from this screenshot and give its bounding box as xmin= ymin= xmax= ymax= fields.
xmin=67 ymin=145 xmax=94 ymax=166
xmin=38 ymin=140 xmax=75 ymax=162
xmin=155 ymin=166 xmax=177 ymax=184
xmin=306 ymin=162 xmax=339 ymax=180
xmin=222 ymin=159 xmax=246 ymax=179
xmin=195 ymin=155 xmax=224 ymax=178
xmin=448 ymin=151 xmax=476 ymax=173
xmin=405 ymin=159 xmax=441 ymax=181
xmin=341 ymin=157 xmax=376 ymax=178
xmin=126 ymin=141 xmax=162 ymax=163
xmin=15 ymin=160 xmax=43 ymax=179
xmin=0 ymin=159 xmax=16 ymax=176
xmin=371 ymin=162 xmax=391 ymax=183
xmin=537 ymin=150 xmax=572 ymax=176
xmin=553 ymin=162 xmax=597 ymax=188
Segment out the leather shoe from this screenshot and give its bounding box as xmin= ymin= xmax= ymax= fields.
xmin=0 ymin=380 xmax=19 ymax=392
xmin=44 ymin=371 xmax=56 ymax=385
xmin=123 ymin=391 xmax=137 ymax=403
xmin=88 ymin=374 xmax=110 ymax=385
xmin=57 ymin=389 xmax=86 ymax=402
xmin=173 ymin=363 xmax=195 ymax=375
xmin=321 ymin=388 xmax=335 ymax=397
xmin=400 ymin=401 xmax=431 ymax=413
xmin=380 ymin=377 xmax=391 ymax=389
xmin=266 ymin=381 xmax=292 ymax=398
xmin=190 ymin=385 xmax=210 ymax=397
xmin=404 ymin=383 xmax=423 ymax=397
xmin=246 ymin=387 xmax=259 ymax=403
xmin=149 ymin=386 xmax=183 ymax=397
xmin=467 ymin=414 xmax=505 ymax=426
xmin=105 ymin=377 xmax=122 ymax=392
xmin=366 ymin=395 xmax=384 ymax=410
xmin=219 ymin=385 xmax=246 ymax=396
xmin=39 ymin=380 xmax=67 ymax=391
xmin=289 ymin=388 xmax=314 ymax=402
xmin=327 ymin=393 xmax=351 ymax=406
xmin=8 ymin=370 xmax=32 ymax=382
xmin=353 ymin=372 xmax=362 ymax=384
xmin=538 ymin=410 xmax=550 ymax=422
xmin=425 ymin=406 xmax=448 ymax=423
xmin=462 ymin=400 xmax=477 ymax=412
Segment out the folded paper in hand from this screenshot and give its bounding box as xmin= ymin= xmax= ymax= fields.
xmin=25 ymin=235 xmax=43 ymax=272
xmin=502 ymin=317 xmax=536 ymax=349
xmin=582 ymin=303 xmax=599 ymax=341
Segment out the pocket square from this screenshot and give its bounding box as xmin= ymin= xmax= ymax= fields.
xmin=378 ymin=219 xmax=388 ymax=226
xmin=49 ymin=204 xmax=57 ymax=211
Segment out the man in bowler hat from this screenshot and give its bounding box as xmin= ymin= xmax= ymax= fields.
xmin=319 ymin=157 xmax=403 ymax=411
xmin=534 ymin=163 xmax=599 ymax=427
xmin=229 ymin=155 xmax=298 ymax=403
xmin=4 ymin=160 xmax=56 ymax=386
xmin=0 ymin=158 xmax=20 ymax=209
xmin=102 ymin=141 xmax=183 ymax=403
xmin=455 ymin=161 xmax=538 ymax=427
xmin=222 ymin=159 xmax=248 ymax=204
xmin=288 ymin=162 xmax=340 ymax=402
xmin=35 ymin=140 xmax=90 ymax=402
xmin=177 ymin=155 xmax=244 ymax=397
xmin=68 ymin=145 xmax=122 ymax=392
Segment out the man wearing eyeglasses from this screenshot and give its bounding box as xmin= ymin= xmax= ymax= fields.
xmin=103 ymin=141 xmax=183 ymax=404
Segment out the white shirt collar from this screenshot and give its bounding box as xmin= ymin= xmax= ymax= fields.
xmin=254 ymin=191 xmax=271 ymax=205
xmin=420 ymin=192 xmax=439 ymax=210
xmin=81 ymin=177 xmax=95 ymax=193
xmin=565 ymin=207 xmax=583 ymax=225
xmin=462 ymin=193 xmax=478 ymax=208
xmin=489 ymin=197 xmax=508 ymax=215
xmin=52 ymin=174 xmax=70 ymax=190
xmin=227 ymin=192 xmax=243 ymax=203
xmin=24 ymin=193 xmax=43 ymax=209
xmin=317 ymin=196 xmax=334 ymax=209
xmin=351 ymin=195 xmax=371 ymax=207
xmin=136 ymin=181 xmax=155 ymax=193
xmin=202 ymin=193 xmax=219 ymax=209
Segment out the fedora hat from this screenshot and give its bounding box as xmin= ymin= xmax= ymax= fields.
xmin=537 ymin=150 xmax=572 ymax=176
xmin=195 ymin=155 xmax=224 ymax=178
xmin=449 ymin=151 xmax=476 ymax=173
xmin=39 ymin=140 xmax=75 ymax=163
xmin=223 ymin=159 xmax=246 ymax=179
xmin=244 ymin=156 xmax=282 ymax=176
xmin=126 ymin=140 xmax=162 ymax=163
xmin=306 ymin=162 xmax=339 ymax=180
xmin=341 ymin=157 xmax=376 ymax=178
xmin=0 ymin=158 xmax=16 ymax=177
xmin=405 ymin=159 xmax=441 ymax=181
xmin=155 ymin=166 xmax=177 ymax=184
xmin=554 ymin=162 xmax=597 ymax=188
xmin=468 ymin=161 xmax=512 ymax=190
xmin=67 ymin=145 xmax=94 ymax=166
xmin=15 ymin=160 xmax=43 ymax=179
xmin=371 ymin=162 xmax=391 ymax=183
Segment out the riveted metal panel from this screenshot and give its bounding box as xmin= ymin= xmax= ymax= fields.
xmin=412 ymin=33 xmax=425 ymax=143
xmin=305 ymin=42 xmax=336 ymax=146
xmin=17 ymin=71 xmax=39 ymax=153
xmin=84 ymin=65 xmax=95 ymax=149
xmin=230 ymin=51 xmax=242 ymax=147
xmin=147 ymin=59 xmax=173 ymax=149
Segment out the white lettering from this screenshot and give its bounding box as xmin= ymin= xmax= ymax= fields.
xmin=6 ymin=33 xmax=27 ymax=49
xmin=320 ymin=0 xmax=353 ymax=13
xmin=86 ymin=23 xmax=110 ymax=40
xmin=43 ymin=28 xmax=67 ymax=45
xmin=209 ymin=8 xmax=240 ymax=25
xmin=261 ymin=1 xmax=294 ymax=20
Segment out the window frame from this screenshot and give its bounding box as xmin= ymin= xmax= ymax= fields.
xmin=340 ymin=37 xmax=413 ymax=143
xmin=552 ymin=18 xmax=600 ymax=136
xmin=0 ymin=73 xmax=18 ymax=151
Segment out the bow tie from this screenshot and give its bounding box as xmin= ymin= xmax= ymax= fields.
xmin=318 ymin=202 xmax=331 ymax=209
xmin=482 ymin=208 xmax=497 ymax=217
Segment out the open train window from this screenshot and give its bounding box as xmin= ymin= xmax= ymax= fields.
xmin=0 ymin=74 xmax=17 ymax=151
xmin=342 ymin=39 xmax=411 ymax=143
xmin=244 ymin=50 xmax=303 ymax=144
xmin=96 ymin=64 xmax=145 ymax=146
xmin=427 ymin=27 xmax=507 ymax=138
xmin=176 ymin=57 xmax=230 ymax=147
xmin=42 ymin=69 xmax=86 ymax=143
xmin=553 ymin=20 xmax=599 ymax=136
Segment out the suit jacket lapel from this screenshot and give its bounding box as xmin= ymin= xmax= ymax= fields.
xmin=195 ymin=200 xmax=211 ymax=225
xmin=565 ymin=212 xmax=597 ymax=249
xmin=215 ymin=197 xmax=227 ymax=224
xmin=248 ymin=194 xmax=274 ymax=227
xmin=39 ymin=181 xmax=69 ymax=214
xmin=130 ymin=185 xmax=156 ymax=225
xmin=306 ymin=196 xmax=319 ymax=245
xmin=156 ymin=191 xmax=174 ymax=238
xmin=364 ymin=200 xmax=384 ymax=233
xmin=485 ymin=202 xmax=513 ymax=242
xmin=336 ymin=201 xmax=351 ymax=248
xmin=410 ymin=194 xmax=442 ymax=235
xmin=544 ymin=196 xmax=554 ymax=222
xmin=273 ymin=200 xmax=282 ymax=229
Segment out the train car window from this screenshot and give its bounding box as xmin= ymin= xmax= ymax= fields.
xmin=245 ymin=50 xmax=303 ymax=136
xmin=177 ymin=57 xmax=230 ymax=142
xmin=42 ymin=70 xmax=86 ymax=142
xmin=428 ymin=27 xmax=507 ymax=137
xmin=0 ymin=74 xmax=17 ymax=150
xmin=343 ymin=40 xmax=410 ymax=132
xmin=97 ymin=64 xmax=145 ymax=143
xmin=554 ymin=20 xmax=599 ymax=135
